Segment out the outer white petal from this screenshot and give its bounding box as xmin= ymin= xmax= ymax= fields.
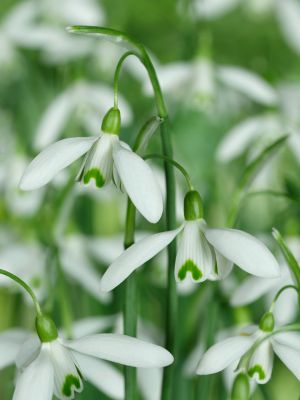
xmin=100 ymin=228 xmax=182 ymax=292
xmin=271 ymin=331 xmax=300 ymax=352
xmin=216 ymin=114 xmax=279 ymax=162
xmin=248 ymin=339 xmax=273 ymax=384
xmin=215 ymin=250 xmax=233 ymax=279
xmin=205 ymin=228 xmax=280 ymax=278
xmin=66 ymin=333 xmax=174 ymax=368
xmin=16 ymin=336 xmax=41 ymax=371
xmin=34 ymin=90 xmax=75 ymax=149
xmin=113 ymin=146 xmax=163 ymax=223
xmin=230 ymin=276 xmax=280 ymax=306
xmin=20 ymin=137 xmax=97 ymax=190
xmin=217 ymin=66 xmax=278 ymax=105
xmin=60 ymin=236 xmax=111 ymax=303
xmin=137 ymin=367 xmax=162 ymax=400
xmin=13 ymin=347 xmax=54 ymax=400
xmin=197 ymin=336 xmax=254 ymax=375
xmin=71 ymin=316 xmax=116 ymax=339
xmin=0 ymin=329 xmax=29 ymax=369
xmin=276 ymin=0 xmax=300 ymax=54
xmin=73 ymin=352 xmax=124 ymax=400
xmin=274 ymin=286 xmax=299 ymax=325
xmin=272 ymin=334 xmax=300 ymax=380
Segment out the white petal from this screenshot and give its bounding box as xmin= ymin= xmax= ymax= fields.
xmin=50 ymin=340 xmax=83 ymax=399
xmin=66 ymin=333 xmax=174 ymax=368
xmin=71 ymin=316 xmax=116 ymax=339
xmin=16 ymin=335 xmax=41 ymax=371
xmin=0 ymin=329 xmax=29 ymax=369
xmin=113 ymin=146 xmax=163 ymax=223
xmin=272 ymin=332 xmax=300 ymax=352
xmin=34 ymin=90 xmax=75 ymax=149
xmin=100 ymin=228 xmax=182 ymax=292
xmin=13 ymin=347 xmax=54 ymax=400
xmin=274 ymin=286 xmax=299 ymax=325
xmin=217 ymin=66 xmax=278 ymax=106
xmin=73 ymin=352 xmax=124 ymax=400
xmin=216 ymin=114 xmax=279 ymax=162
xmin=248 ymin=339 xmax=273 ymax=384
xmin=276 ymin=0 xmax=300 ymax=54
xmin=137 ymin=367 xmax=162 ymax=400
xmin=230 ymin=276 xmax=280 ymax=306
xmin=272 ymin=335 xmax=300 ymax=380
xmin=175 ymin=221 xmax=214 ymax=283
xmin=215 ymin=251 xmax=233 ymax=279
xmin=20 ymin=137 xmax=97 ymax=190
xmin=197 ymin=336 xmax=254 ymax=375
xmin=60 ymin=236 xmax=111 ymax=303
xmin=205 ymin=228 xmax=280 ymax=278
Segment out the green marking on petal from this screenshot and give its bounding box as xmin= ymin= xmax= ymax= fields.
xmin=62 ymin=374 xmax=81 ymax=397
xmin=248 ymin=365 xmax=266 ymax=381
xmin=178 ymin=259 xmax=203 ymax=281
xmin=83 ymin=168 xmax=105 ymax=188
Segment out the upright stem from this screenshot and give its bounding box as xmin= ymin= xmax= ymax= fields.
xmin=123 ymin=199 xmax=137 ymax=399
xmin=140 ymin=51 xmax=177 ymax=400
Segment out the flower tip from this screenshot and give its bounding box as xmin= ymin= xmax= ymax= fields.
xmin=66 ymin=26 xmax=77 ymax=33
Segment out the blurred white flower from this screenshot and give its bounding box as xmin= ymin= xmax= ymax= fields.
xmin=191 ymin=0 xmax=241 ymax=20
xmin=197 ymin=324 xmax=300 ymax=385
xmin=34 ymin=81 xmax=132 ymax=150
xmin=135 ymin=55 xmax=278 ymax=113
xmin=217 ymin=83 xmax=300 ymax=165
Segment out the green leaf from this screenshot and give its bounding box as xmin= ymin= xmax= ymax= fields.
xmin=272 ymin=228 xmax=300 ymax=288
xmin=66 ymin=25 xmax=141 ymax=53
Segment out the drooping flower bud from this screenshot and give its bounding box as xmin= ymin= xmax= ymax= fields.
xmin=184 ymin=190 xmax=204 ymax=221
xmin=101 ymin=107 xmax=121 ymax=135
xmin=231 ymin=372 xmax=250 ymax=400
xmin=36 ymin=314 xmax=59 ymax=343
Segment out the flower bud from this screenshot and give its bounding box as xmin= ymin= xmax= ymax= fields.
xmin=36 ymin=314 xmax=58 ymax=343
xmin=101 ymin=107 xmax=121 ymax=135
xmin=259 ymin=311 xmax=275 ymax=333
xmin=184 ymin=190 xmax=204 ymax=221
xmin=231 ymin=372 xmax=250 ymax=400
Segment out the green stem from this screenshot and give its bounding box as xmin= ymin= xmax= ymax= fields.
xmin=271 ymin=284 xmax=298 ymax=307
xmin=123 ymin=199 xmax=137 ymax=400
xmin=0 ymin=269 xmax=42 ymax=316
xmin=139 ymin=50 xmax=177 ymax=400
xmin=144 ymin=153 xmax=194 ymax=190
xmin=113 ymin=51 xmax=137 ymax=108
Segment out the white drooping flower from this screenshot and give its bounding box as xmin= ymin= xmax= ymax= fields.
xmin=133 ymin=54 xmax=278 ymax=113
xmin=100 ymin=190 xmax=280 ymax=292
xmin=230 ymin=237 xmax=300 ymax=325
xmin=191 ymin=0 xmax=241 ymax=20
xmin=12 ymin=315 xmax=173 ymax=400
xmin=20 ymin=107 xmax=163 ymax=224
xmin=197 ymin=316 xmax=300 ymax=385
xmin=34 ymin=81 xmax=132 ymax=150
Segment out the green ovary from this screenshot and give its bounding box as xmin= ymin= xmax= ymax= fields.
xmin=62 ymin=374 xmax=81 ymax=397
xmin=83 ymin=168 xmax=105 ymax=188
xmin=178 ymin=259 xmax=202 ymax=281
xmin=248 ymin=365 xmax=266 ymax=381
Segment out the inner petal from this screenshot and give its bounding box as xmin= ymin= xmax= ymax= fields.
xmin=50 ymin=340 xmax=83 ymax=400
xmin=78 ymin=134 xmax=118 ymax=188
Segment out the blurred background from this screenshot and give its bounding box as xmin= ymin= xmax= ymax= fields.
xmin=0 ymin=0 xmax=300 ymax=398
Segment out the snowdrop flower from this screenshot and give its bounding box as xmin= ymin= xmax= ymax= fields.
xmin=197 ymin=313 xmax=300 ymax=385
xmin=101 ymin=190 xmax=280 ymax=292
xmin=138 ymin=55 xmax=278 ymax=113
xmin=231 ymin=237 xmax=300 ymax=325
xmin=217 ymin=83 xmax=300 ymax=164
xmin=34 ymin=81 xmax=132 ymax=150
xmin=20 ymin=107 xmax=163 ymax=223
xmin=13 ymin=314 xmax=173 ymax=400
